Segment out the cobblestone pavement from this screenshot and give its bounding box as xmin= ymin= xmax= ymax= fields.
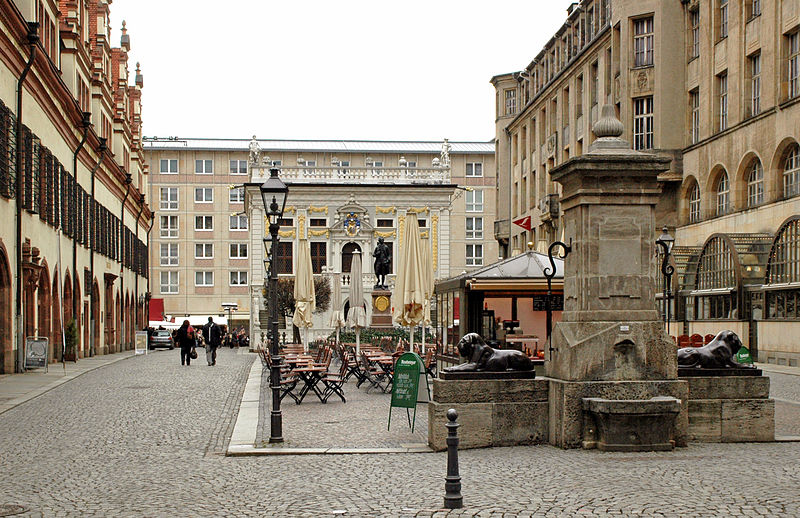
xmin=765 ymin=371 xmax=800 ymax=437
xmin=1 ymin=350 xmax=799 ymax=517
xmin=255 ymin=363 xmax=428 ymax=448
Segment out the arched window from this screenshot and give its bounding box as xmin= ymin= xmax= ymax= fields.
xmin=784 ymin=145 xmax=800 ymax=198
xmin=341 ymin=243 xmax=362 ymax=273
xmin=747 ymin=159 xmax=764 ymax=207
xmin=716 ymin=171 xmax=730 ymax=216
xmin=689 ymin=183 xmax=701 ymax=223
xmin=765 ymin=216 xmax=800 ymax=320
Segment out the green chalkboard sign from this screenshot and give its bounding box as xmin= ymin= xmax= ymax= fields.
xmin=388 ymin=352 xmax=425 ymax=432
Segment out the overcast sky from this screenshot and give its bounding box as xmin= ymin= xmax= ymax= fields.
xmin=110 ymin=1 xmax=572 ymax=142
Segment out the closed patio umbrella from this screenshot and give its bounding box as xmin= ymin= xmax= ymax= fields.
xmin=346 ymin=250 xmax=367 ymax=355
xmin=328 ymin=273 xmax=346 ymax=346
xmin=293 ymin=239 xmax=315 ymax=353
xmin=393 ymin=212 xmax=426 ymax=353
xmin=420 ymin=235 xmax=434 ymax=354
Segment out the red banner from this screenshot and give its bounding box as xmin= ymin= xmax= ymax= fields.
xmin=513 ymin=216 xmax=532 ymax=231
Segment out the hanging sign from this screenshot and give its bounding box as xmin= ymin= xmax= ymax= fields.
xmin=513 ymin=216 xmax=532 ymax=231
xmin=388 ymin=352 xmax=425 ymax=432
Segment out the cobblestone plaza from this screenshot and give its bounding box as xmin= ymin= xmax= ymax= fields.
xmin=1 ymin=349 xmax=799 ymax=517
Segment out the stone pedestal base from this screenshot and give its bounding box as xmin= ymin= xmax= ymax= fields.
xmin=548 ymin=378 xmax=689 ymax=449
xmin=428 ymin=378 xmax=549 ymax=451
xmin=683 ymin=376 xmax=774 ymax=442
xmin=582 ymin=396 xmax=681 ymax=451
xmin=371 ymin=290 xmax=392 ymax=328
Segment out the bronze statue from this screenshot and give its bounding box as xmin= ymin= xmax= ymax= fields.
xmin=443 ymin=333 xmax=533 ymax=372
xmin=373 ymin=236 xmax=391 ymax=290
xmin=677 ymin=330 xmax=755 ymax=369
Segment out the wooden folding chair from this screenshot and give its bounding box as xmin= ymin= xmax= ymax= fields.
xmin=690 ymin=334 xmax=704 ymax=347
xmin=677 ymin=335 xmax=691 ymax=348
xmin=359 ymin=352 xmax=390 ymax=393
xmin=264 ymin=350 xmax=299 ymax=403
xmin=321 ymin=351 xmax=349 ymax=403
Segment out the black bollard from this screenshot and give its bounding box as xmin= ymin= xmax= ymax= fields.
xmin=443 ymin=408 xmax=463 ymax=509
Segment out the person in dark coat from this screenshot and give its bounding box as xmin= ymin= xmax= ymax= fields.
xmin=176 ymin=320 xmax=195 ymax=366
xmin=202 ymin=317 xmax=222 ymax=366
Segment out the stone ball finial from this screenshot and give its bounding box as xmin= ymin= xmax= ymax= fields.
xmin=592 ymin=104 xmax=624 ymax=138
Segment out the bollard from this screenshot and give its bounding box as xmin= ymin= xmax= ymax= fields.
xmin=443 ymin=408 xmax=463 ymax=509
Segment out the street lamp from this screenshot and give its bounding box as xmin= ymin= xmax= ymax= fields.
xmin=656 ymin=226 xmax=675 ymax=333
xmin=260 ymin=167 xmax=288 ymax=444
xmin=221 ymin=302 xmax=238 ymax=332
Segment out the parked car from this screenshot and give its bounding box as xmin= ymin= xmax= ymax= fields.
xmin=149 ymin=330 xmax=174 ymax=350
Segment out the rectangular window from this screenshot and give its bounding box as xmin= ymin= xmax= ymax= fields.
xmin=718 ymin=72 xmax=728 ymax=131
xmin=278 ymin=218 xmax=294 ymax=227
xmin=160 ymin=243 xmax=178 ymax=266
xmin=195 ymin=159 xmax=213 ymax=174
xmin=465 ymin=217 xmax=483 ymax=240
xmin=160 ymin=215 xmax=178 ymax=238
xmin=719 ymin=0 xmax=728 ymax=39
xmin=633 ymin=96 xmax=654 ymax=150
xmin=229 ymin=186 xmax=245 ymax=203
xmin=195 ymin=243 xmax=213 ymax=259
xmin=195 ymin=271 xmax=213 ymax=287
xmin=275 ymin=241 xmax=293 ymax=275
xmin=750 ymin=54 xmax=761 ymax=116
xmin=229 ymin=214 xmax=248 ymax=230
xmin=633 ymin=17 xmax=654 ymax=67
xmin=376 ymin=219 xmax=394 ymax=228
xmin=466 ymin=163 xmax=483 ymax=177
xmin=229 ymin=159 xmax=248 ymax=175
xmin=504 ymin=89 xmax=517 ymax=115
xmin=229 ymin=243 xmax=248 ymax=259
xmin=690 ymin=90 xmax=700 ymax=144
xmin=309 ymin=218 xmax=327 ymax=227
xmin=159 ymin=159 xmax=178 ymax=174
xmin=195 ymin=215 xmax=213 ymax=231
xmin=230 ymin=271 xmax=248 ymax=286
xmin=160 ymin=187 xmax=178 ymax=210
xmin=690 ymin=10 xmax=700 ymax=59
xmin=466 ymin=244 xmax=483 ymax=267
xmin=751 ymin=0 xmax=761 ymax=18
xmin=790 ymin=32 xmax=799 ymax=100
xmin=311 ymin=241 xmax=327 ymax=274
xmin=591 ymin=62 xmax=598 ymax=106
xmin=194 ymin=187 xmax=213 ymax=203
xmin=465 ymin=190 xmax=484 ymax=212
xmin=160 ymin=271 xmax=178 ymax=294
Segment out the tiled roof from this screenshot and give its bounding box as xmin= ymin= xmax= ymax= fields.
xmin=142 ymin=137 xmax=495 ymax=154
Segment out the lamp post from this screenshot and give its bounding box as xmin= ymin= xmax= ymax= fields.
xmin=221 ymin=302 xmax=238 ymax=334
xmin=656 ymin=226 xmax=675 ymax=333
xmin=260 ymin=168 xmax=288 ymax=444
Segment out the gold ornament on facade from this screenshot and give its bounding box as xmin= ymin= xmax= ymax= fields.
xmin=298 ymin=214 xmax=306 ymax=239
xmin=278 ymin=229 xmax=296 ymax=238
xmin=420 ymin=231 xmax=429 ymax=239
xmin=376 ymin=206 xmax=396 ymax=214
xmin=398 ymin=215 xmax=406 ymax=247
xmin=308 ymin=205 xmax=328 ymax=214
xmin=284 ymin=206 xmax=297 ymax=214
xmin=374 ymin=230 xmax=396 ymax=238
xmin=309 ymin=229 xmax=330 ymax=238
xmin=407 ymin=207 xmax=429 ymax=215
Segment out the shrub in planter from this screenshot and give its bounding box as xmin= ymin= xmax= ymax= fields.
xmin=64 ymin=319 xmax=79 ymax=362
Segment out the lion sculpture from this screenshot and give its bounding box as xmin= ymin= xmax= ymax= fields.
xmin=677 ymin=330 xmax=755 ymax=369
xmin=443 ymin=333 xmax=534 ymax=372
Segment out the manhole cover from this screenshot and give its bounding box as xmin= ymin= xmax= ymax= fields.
xmin=0 ymin=504 xmax=29 ymax=517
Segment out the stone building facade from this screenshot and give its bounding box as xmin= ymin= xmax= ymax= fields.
xmin=0 ymin=0 xmax=151 ymax=373
xmin=493 ymin=0 xmax=800 ymax=365
xmin=143 ymin=138 xmax=496 ymax=336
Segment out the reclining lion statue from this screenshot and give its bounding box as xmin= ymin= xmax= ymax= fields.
xmin=443 ymin=333 xmax=533 ymax=372
xmin=677 ymin=330 xmax=755 ymax=369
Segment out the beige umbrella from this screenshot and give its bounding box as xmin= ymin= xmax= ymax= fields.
xmin=420 ymin=235 xmax=435 ymax=353
xmin=328 ymin=273 xmax=346 ymax=346
xmin=292 ymin=239 xmax=315 ymax=353
xmin=346 ymin=250 xmax=367 ymax=354
xmin=393 ymin=212 xmax=426 ymax=352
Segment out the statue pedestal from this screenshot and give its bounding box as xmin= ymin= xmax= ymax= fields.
xmin=371 ymin=290 xmax=392 ymax=328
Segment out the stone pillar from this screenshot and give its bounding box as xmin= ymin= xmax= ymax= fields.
xmin=546 ymin=106 xmax=688 ymax=449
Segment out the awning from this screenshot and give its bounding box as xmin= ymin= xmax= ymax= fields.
xmin=149 ymin=298 xmax=165 ymax=321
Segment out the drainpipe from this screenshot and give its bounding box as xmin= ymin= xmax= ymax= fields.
xmin=134 ymin=195 xmax=145 ymax=329
xmin=119 ymin=172 xmax=132 ymax=350
xmin=88 ymin=138 xmax=107 ymax=356
xmin=15 ymin=22 xmax=38 ymax=373
xmin=72 ymin=112 xmax=92 ymax=341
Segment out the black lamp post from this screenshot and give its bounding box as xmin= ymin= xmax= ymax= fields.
xmin=260 ymin=168 xmax=288 ymax=444
xmin=656 ymin=226 xmax=675 ymax=333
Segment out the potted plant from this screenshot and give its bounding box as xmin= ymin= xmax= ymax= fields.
xmin=64 ymin=319 xmax=78 ymax=362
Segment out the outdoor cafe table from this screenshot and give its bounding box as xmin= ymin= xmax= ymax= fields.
xmin=292 ymin=365 xmax=329 ymax=404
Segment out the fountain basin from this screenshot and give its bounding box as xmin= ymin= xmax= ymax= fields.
xmin=582 ymin=396 xmax=681 ymax=452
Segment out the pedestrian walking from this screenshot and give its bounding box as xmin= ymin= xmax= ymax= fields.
xmin=176 ymin=320 xmax=196 ymax=366
xmin=203 ymin=316 xmax=222 ymax=366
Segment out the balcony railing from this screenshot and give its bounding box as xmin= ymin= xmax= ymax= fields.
xmin=250 ymin=164 xmax=450 ymax=184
